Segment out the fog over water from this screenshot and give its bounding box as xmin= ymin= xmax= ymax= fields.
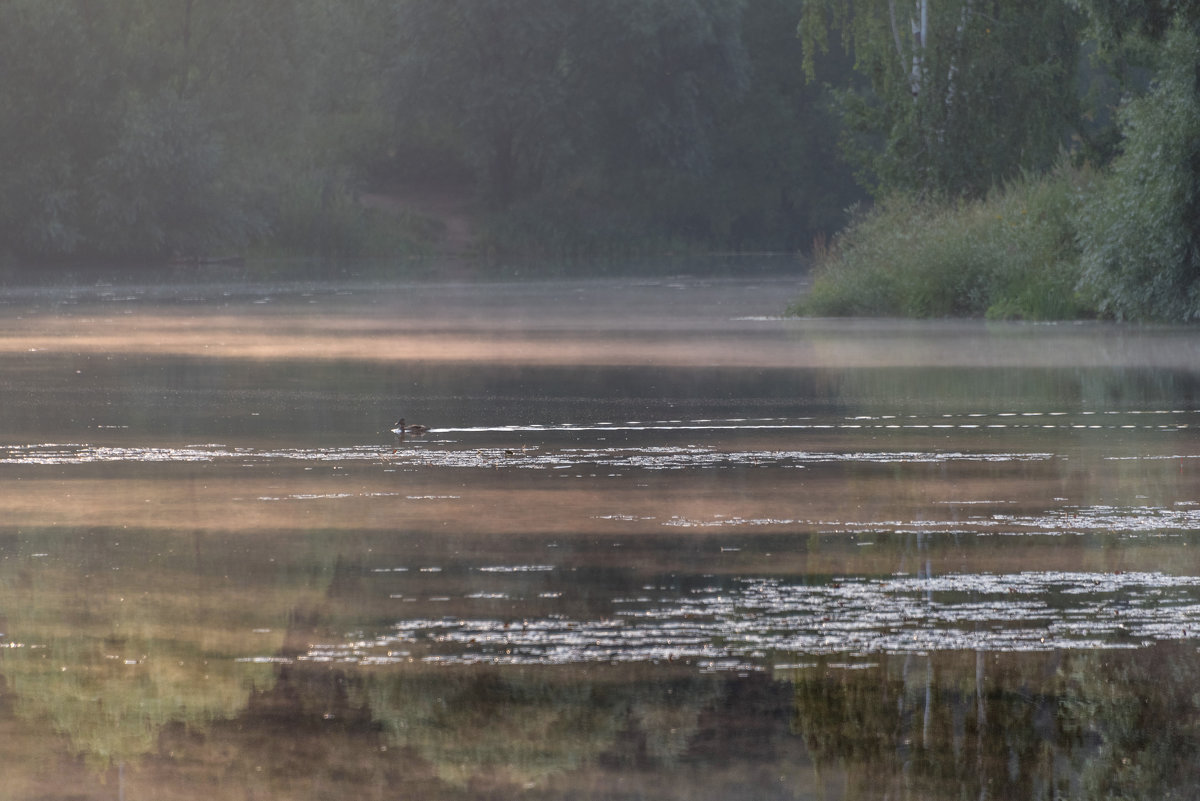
xmin=2 ymin=266 xmax=1200 ymax=798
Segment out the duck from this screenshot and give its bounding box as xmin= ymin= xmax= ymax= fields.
xmin=392 ymin=418 xmax=429 ymax=435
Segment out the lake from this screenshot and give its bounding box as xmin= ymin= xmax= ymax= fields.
xmin=2 ymin=265 xmax=1200 ymax=799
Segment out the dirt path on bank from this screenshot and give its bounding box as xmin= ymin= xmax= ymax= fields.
xmin=360 ymin=183 xmax=477 ymax=256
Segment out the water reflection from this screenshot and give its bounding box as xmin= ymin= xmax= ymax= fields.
xmin=2 ymin=274 xmax=1200 ymax=798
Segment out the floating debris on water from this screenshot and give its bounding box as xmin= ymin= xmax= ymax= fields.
xmin=477 ymin=565 xmax=556 ymax=573
xmin=281 ymin=570 xmax=1200 ymax=670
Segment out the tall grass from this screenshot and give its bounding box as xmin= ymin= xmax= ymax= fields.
xmin=793 ymin=164 xmax=1095 ymax=319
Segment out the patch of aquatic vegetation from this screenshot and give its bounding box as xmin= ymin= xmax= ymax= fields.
xmin=663 ymin=516 xmax=803 ymax=528
xmin=284 ymin=571 xmax=1200 ymax=672
xmin=0 ymin=441 xmax=1055 ymax=470
xmin=2 ymin=408 xmax=1192 ymax=467
xmin=439 ymin=410 xmax=1198 ymax=432
xmin=257 ymin=491 xmax=403 ymax=501
xmin=477 ymin=565 xmax=556 ymax=573
xmin=655 ymin=502 xmax=1200 ymax=536
xmin=0 ymin=443 xmax=378 ymax=465
xmin=990 ymin=504 xmax=1200 ymax=535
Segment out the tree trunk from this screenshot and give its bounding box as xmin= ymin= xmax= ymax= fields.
xmin=889 ymin=0 xmax=929 ymax=100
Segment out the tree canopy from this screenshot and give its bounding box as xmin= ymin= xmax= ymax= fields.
xmin=0 ymin=0 xmax=863 ymax=262
xmin=799 ymin=0 xmax=1084 ymax=197
xmin=1074 ymin=5 xmax=1200 ymax=319
xmin=1 ymin=0 xmax=1199 ymax=320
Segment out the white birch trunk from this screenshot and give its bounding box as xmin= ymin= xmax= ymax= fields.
xmin=938 ymin=0 xmax=974 ymax=146
xmin=887 ymin=0 xmax=931 ymax=102
xmin=910 ymin=0 xmax=929 ymax=99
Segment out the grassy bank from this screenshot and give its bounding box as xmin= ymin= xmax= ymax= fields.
xmin=792 ymin=165 xmax=1097 ymax=320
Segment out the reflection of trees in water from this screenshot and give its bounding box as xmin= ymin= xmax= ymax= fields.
xmin=789 ymin=646 xmax=1200 ymax=800
xmin=1061 ymin=646 xmax=1200 ymax=799
xmin=9 ymin=637 xmax=1199 ymax=798
xmin=144 ymin=664 xmax=444 ymax=801
xmin=826 ymin=365 xmax=1200 ymax=416
xmin=0 ymin=521 xmax=801 ymax=799
xmin=4 ymin=634 xmax=272 ymax=771
xmin=358 ymin=668 xmax=724 ymax=789
xmin=0 ymin=525 xmax=320 ymax=768
xmin=6 ymin=520 xmax=1200 ymax=797
xmin=129 ymin=663 xmax=801 ymax=800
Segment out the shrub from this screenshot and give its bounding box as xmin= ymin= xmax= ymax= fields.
xmin=1075 ymin=22 xmax=1200 ymax=321
xmin=792 ymin=164 xmax=1094 ymax=319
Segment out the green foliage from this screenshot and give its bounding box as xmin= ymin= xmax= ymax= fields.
xmin=660 ymin=0 xmax=864 ymax=250
xmin=389 ymin=0 xmax=576 ymax=206
xmin=267 ymin=171 xmax=436 ymax=259
xmin=389 ymin=0 xmax=860 ymax=255
xmin=1073 ymin=0 xmax=1200 ymax=44
xmin=0 ymin=0 xmax=402 ymax=264
xmin=1075 ymin=22 xmax=1200 ymax=321
xmin=20 ymin=0 xmax=1186 ymax=269
xmin=0 ymin=1 xmax=107 ymax=257
xmin=389 ymin=0 xmax=751 ymax=207
xmin=800 ymin=0 xmax=1084 ymax=198
xmin=0 ymin=0 xmax=864 ymax=263
xmin=88 ymin=92 xmax=266 ymax=259
xmin=794 ymin=163 xmax=1094 ymax=319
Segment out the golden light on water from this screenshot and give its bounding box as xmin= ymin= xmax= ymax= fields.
xmin=5 ymin=287 xmax=1200 ymax=368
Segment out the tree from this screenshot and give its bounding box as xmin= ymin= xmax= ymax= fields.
xmin=799 ymin=1 xmax=1084 ymax=197
xmin=388 ymin=0 xmax=579 ymax=206
xmin=0 ymin=0 xmax=394 ymax=263
xmin=387 ymin=0 xmax=750 ymax=209
xmin=1075 ymin=13 xmax=1200 ymax=320
xmin=0 ymin=2 xmax=109 ymax=257
xmin=642 ymin=0 xmax=864 ymax=250
xmin=1073 ymin=0 xmax=1200 ymax=43
xmin=86 ymin=91 xmax=266 ymax=259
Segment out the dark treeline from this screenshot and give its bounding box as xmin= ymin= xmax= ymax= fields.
xmin=4 ymin=0 xmax=1199 ymax=317
xmin=0 ymin=0 xmax=403 ymax=264
xmin=0 ymin=0 xmax=861 ymax=265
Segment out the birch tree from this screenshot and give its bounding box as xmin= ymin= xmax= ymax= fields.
xmin=799 ymin=0 xmax=1083 ymax=197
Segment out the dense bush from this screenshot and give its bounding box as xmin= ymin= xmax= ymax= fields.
xmin=793 ymin=165 xmax=1094 ymax=319
xmin=1075 ymin=22 xmax=1200 ymax=321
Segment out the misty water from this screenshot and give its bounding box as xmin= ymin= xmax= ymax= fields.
xmin=3 ymin=265 xmax=1200 ymax=799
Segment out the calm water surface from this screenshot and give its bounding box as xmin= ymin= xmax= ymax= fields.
xmin=2 ymin=268 xmax=1200 ymax=799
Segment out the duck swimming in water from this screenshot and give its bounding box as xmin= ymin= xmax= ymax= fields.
xmin=392 ymin=418 xmax=429 ymax=435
